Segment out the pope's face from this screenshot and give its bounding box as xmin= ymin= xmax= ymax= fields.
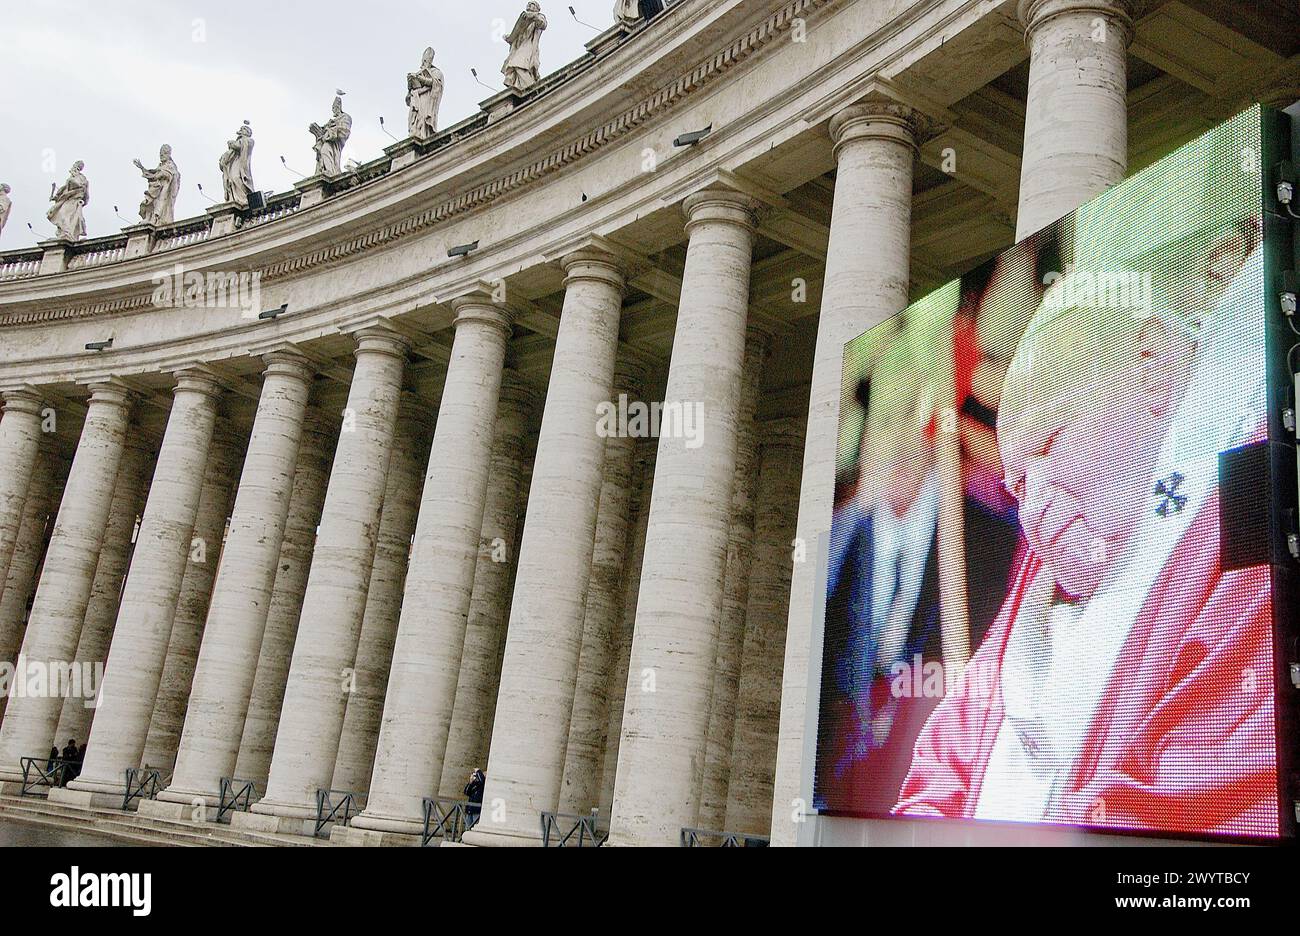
xmin=998 ymin=308 xmax=1175 ymax=599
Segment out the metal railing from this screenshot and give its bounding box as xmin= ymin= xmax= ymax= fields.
xmin=313 ymin=788 xmax=366 ymax=838
xmin=121 ymin=768 xmax=161 ymax=811
xmin=215 ymin=777 xmax=258 ymax=824
xmin=421 ymin=797 xmax=476 ymax=846
xmin=18 ymin=757 xmax=75 ymax=795
xmin=540 ymin=810 xmax=606 ymax=847
xmin=680 ymin=827 xmax=770 ymax=847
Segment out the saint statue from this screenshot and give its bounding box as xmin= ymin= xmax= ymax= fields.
xmin=47 ymin=161 xmax=89 ymax=242
xmin=0 ymin=184 xmax=11 ymax=241
xmin=616 ymin=0 xmax=664 ymax=24
xmin=310 ymin=94 xmax=353 ymax=177
xmin=407 ymin=47 xmax=445 ymax=140
xmin=219 ymin=121 xmax=256 ymax=208
xmin=133 ymin=144 xmax=181 ymax=226
xmin=502 ymin=2 xmax=547 ymax=94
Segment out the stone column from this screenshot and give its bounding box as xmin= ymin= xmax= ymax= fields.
xmin=596 ymin=447 xmax=654 ymax=824
xmin=0 ymin=387 xmax=46 ymax=605
xmin=0 ymin=457 xmax=62 ymax=728
xmin=152 ymin=350 xmax=314 ymax=813
xmin=63 ymin=369 xmax=223 ymax=804
xmin=330 ymin=398 xmax=432 ymax=795
xmin=0 ymin=447 xmax=56 ymax=667
xmin=608 ymin=188 xmax=758 ymax=847
xmin=233 ymin=409 xmax=336 ymax=788
xmin=348 ymin=290 xmax=514 ymax=840
xmin=54 ymin=432 xmax=154 ymax=749
xmin=725 ymin=419 xmax=803 ymax=836
xmin=0 ymin=380 xmax=132 ymax=789
xmin=437 ymin=374 xmax=534 ymax=798
xmin=697 ymin=325 xmax=770 ymax=831
xmin=464 ymin=246 xmax=627 ymax=847
xmin=771 ymin=102 xmax=917 ymax=847
xmin=140 ymin=428 xmax=242 ymax=775
xmin=557 ymin=359 xmax=645 ymax=814
xmin=247 ymin=326 xmax=409 ymax=827
xmin=1015 ymin=0 xmax=1134 ymax=239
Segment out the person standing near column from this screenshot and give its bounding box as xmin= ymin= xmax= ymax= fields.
xmin=61 ymin=368 xmax=224 ymax=806
xmin=348 ymin=286 xmax=514 ymax=842
xmin=558 ymin=357 xmax=647 ymax=815
xmin=607 ymin=187 xmax=760 ymax=847
xmin=0 ymin=380 xmax=133 ymax=792
xmin=464 ymin=242 xmax=631 ymax=846
xmin=53 ymin=430 xmax=155 ymax=751
xmin=437 ymin=374 xmax=536 ymax=799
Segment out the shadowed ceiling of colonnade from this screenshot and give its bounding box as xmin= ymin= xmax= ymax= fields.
xmin=0 ymin=0 xmax=610 ymax=248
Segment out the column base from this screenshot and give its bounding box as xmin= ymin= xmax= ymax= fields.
xmin=0 ymin=780 xmax=32 ymax=796
xmin=229 ymin=809 xmax=315 ymax=837
xmin=249 ymin=795 xmax=316 ymax=821
xmin=136 ymin=798 xmax=217 ymax=822
xmin=47 ymin=786 xmax=124 ymax=810
xmin=348 ymin=808 xmax=425 ymax=837
xmin=154 ymin=783 xmax=221 ymax=808
xmin=460 ymin=824 xmax=544 ymax=848
xmin=329 ymin=825 xmax=421 ymax=847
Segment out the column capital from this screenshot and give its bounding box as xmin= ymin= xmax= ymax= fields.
xmin=81 ymin=378 xmax=135 ymax=411
xmin=448 ymin=291 xmax=515 ymax=339
xmin=260 ymin=348 xmax=317 ymax=386
xmin=682 ymin=187 xmax=761 ymax=235
xmin=1 ymin=385 xmax=44 ymax=417
xmin=1017 ymin=0 xmax=1139 ymax=45
xmin=547 ymin=234 xmax=644 ymax=282
xmin=560 ymin=250 xmax=629 ymax=292
xmin=348 ymin=323 xmax=412 ymax=361
xmin=169 ymin=365 xmax=225 ymax=401
xmin=829 ymin=101 xmax=925 ymax=161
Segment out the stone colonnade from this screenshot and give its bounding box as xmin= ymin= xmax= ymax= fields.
xmin=0 ymin=0 xmax=1135 ymax=843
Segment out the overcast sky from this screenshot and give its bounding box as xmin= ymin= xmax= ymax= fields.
xmin=0 ymin=0 xmax=616 ymax=249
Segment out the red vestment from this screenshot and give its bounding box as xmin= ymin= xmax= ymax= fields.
xmin=894 ymin=491 xmax=1279 ymax=838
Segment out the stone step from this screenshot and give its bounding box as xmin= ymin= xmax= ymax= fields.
xmin=0 ymin=795 xmax=329 ymax=847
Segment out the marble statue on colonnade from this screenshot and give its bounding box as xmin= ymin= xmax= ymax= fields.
xmin=0 ymin=184 xmax=11 ymax=241
xmin=47 ymin=161 xmax=89 ymax=242
xmin=134 ymin=144 xmax=181 ymax=226
xmin=219 ymin=121 xmax=256 ymax=208
xmin=310 ymin=93 xmax=353 ymax=177
xmin=615 ymin=0 xmax=664 ymax=26
xmin=407 ymin=47 xmax=444 ymax=139
xmin=502 ymin=2 xmax=547 ymax=93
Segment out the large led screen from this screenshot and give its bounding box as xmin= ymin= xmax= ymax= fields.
xmin=815 ymin=105 xmax=1297 ymax=841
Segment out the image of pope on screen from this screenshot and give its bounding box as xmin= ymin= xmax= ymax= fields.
xmin=814 ymin=107 xmax=1287 ymax=841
